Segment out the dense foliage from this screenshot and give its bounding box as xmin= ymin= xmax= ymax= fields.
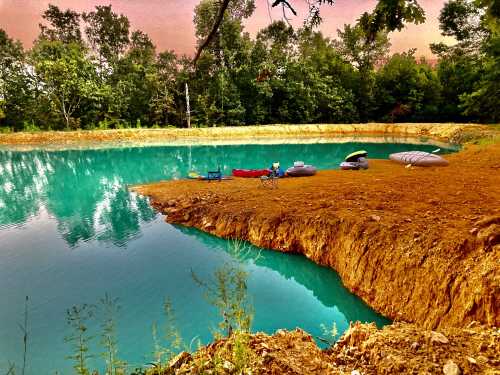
xmin=0 ymin=0 xmax=498 ymax=131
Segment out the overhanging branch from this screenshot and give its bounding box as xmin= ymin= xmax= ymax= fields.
xmin=272 ymin=0 xmax=297 ymax=16
xmin=192 ymin=0 xmax=231 ymax=67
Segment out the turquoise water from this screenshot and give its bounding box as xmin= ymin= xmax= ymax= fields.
xmin=0 ymin=141 xmax=453 ymax=374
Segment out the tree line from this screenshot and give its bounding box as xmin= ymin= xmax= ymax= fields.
xmin=0 ymin=0 xmax=498 ymax=132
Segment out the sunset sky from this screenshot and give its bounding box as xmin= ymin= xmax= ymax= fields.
xmin=0 ymin=0 xmax=451 ymax=58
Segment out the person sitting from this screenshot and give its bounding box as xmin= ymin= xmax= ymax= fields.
xmin=269 ymin=162 xmax=285 ymax=177
xmin=261 ymin=162 xmax=282 ymax=188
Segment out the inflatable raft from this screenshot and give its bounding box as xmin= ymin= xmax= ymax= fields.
xmin=340 ymin=157 xmax=369 ymax=170
xmin=286 ymin=161 xmax=317 ymax=177
xmin=232 ymin=169 xmax=270 ymax=178
xmin=389 ymin=151 xmax=449 ymax=167
xmin=341 ymin=150 xmax=369 ymax=170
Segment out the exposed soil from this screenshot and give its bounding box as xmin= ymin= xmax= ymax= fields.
xmin=133 ymin=142 xmax=500 ymax=330
xmin=0 ymin=123 xmax=495 ymax=146
xmin=154 ymin=322 xmax=499 ymax=374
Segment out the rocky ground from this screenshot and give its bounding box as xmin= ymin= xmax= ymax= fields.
xmin=152 ymin=322 xmax=499 ymax=374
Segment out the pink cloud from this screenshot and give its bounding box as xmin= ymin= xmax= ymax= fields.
xmin=0 ymin=0 xmax=449 ymax=58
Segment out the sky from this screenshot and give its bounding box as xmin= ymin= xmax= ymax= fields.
xmin=0 ymin=0 xmax=451 ymax=58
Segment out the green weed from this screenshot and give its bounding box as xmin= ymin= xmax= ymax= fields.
xmin=190 ymin=239 xmax=257 ymax=374
xmin=318 ymin=322 xmax=339 ymax=346
xmin=99 ymin=294 xmax=125 ymax=375
xmin=150 ymin=298 xmax=183 ymax=373
xmin=65 ymin=304 xmax=95 ymax=375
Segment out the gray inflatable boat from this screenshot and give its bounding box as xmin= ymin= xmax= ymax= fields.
xmin=389 ymin=151 xmax=449 ymax=167
xmin=286 ymin=161 xmax=317 ymax=176
xmin=340 ymin=157 xmax=369 ymax=170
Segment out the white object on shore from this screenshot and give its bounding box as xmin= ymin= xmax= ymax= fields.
xmin=390 ymin=151 xmax=449 ymax=167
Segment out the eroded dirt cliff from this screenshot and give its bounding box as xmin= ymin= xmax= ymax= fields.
xmin=133 ymin=142 xmax=499 ymax=330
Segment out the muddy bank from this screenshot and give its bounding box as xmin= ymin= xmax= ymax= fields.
xmin=0 ymin=123 xmax=494 ymax=146
xmin=133 ymin=142 xmax=500 ymax=330
xmin=155 ymin=322 xmax=499 ymax=374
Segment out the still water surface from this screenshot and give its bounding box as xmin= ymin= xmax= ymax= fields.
xmin=0 ymin=141 xmax=453 ymax=373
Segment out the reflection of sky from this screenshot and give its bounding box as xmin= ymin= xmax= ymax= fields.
xmin=0 ymin=142 xmax=451 ymax=373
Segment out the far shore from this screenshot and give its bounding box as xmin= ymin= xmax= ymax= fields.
xmin=0 ymin=123 xmax=495 ymax=149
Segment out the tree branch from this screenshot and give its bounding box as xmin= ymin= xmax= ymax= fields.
xmin=192 ymin=0 xmax=231 ymax=67
xmin=272 ymin=0 xmax=297 ymax=16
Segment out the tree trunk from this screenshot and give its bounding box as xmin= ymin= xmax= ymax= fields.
xmin=192 ymin=0 xmax=231 ymax=66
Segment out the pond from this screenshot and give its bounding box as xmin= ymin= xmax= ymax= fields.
xmin=0 ymin=139 xmax=455 ymax=373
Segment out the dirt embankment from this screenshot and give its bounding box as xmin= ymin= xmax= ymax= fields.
xmin=0 ymin=123 xmax=495 ymax=146
xmin=156 ymin=322 xmax=499 ymax=374
xmin=133 ymin=143 xmax=500 ymax=330
xmin=135 ymin=140 xmax=499 ymax=374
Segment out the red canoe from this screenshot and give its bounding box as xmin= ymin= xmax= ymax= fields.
xmin=232 ymin=168 xmax=270 ymax=178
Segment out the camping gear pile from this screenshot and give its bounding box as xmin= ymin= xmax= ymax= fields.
xmin=186 ymin=147 xmax=449 ymax=182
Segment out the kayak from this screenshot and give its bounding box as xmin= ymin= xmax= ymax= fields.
xmin=345 ymin=150 xmax=368 ymax=162
xmin=286 ymin=165 xmax=317 ymax=177
xmin=232 ymin=169 xmax=270 ymax=178
xmin=389 ymin=151 xmax=449 ymax=167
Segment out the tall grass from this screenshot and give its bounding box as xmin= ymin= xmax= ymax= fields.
xmin=5 ymin=241 xmax=274 ymax=374
xmin=189 ymin=239 xmax=257 ymax=373
xmin=99 ymin=294 xmax=125 ymax=375
xmin=20 ymin=296 xmax=29 ymax=375
xmin=150 ymin=298 xmax=183 ymax=373
xmin=65 ymin=304 xmax=94 ymax=375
